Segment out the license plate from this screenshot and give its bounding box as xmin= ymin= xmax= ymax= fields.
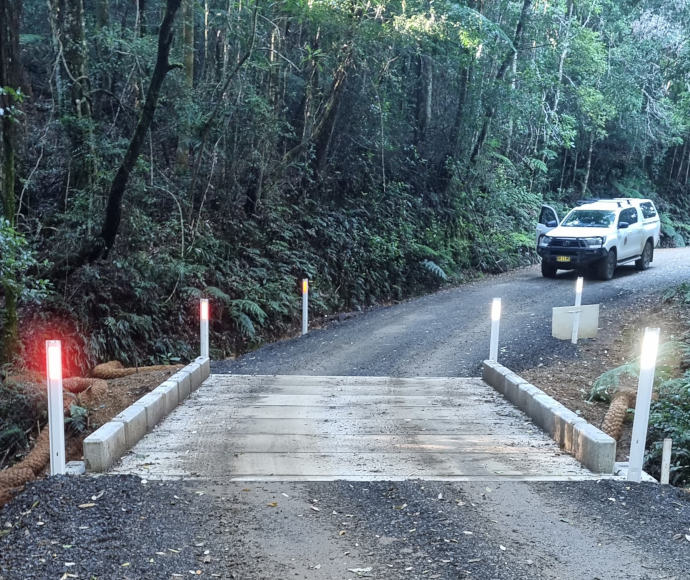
xmin=556 ymin=256 xmax=571 ymax=263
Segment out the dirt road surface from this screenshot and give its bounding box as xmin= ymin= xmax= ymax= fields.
xmin=1 ymin=248 xmax=689 ymax=579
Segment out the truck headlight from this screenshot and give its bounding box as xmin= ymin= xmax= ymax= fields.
xmin=582 ymin=237 xmax=604 ymax=248
xmin=539 ymin=235 xmax=551 ymax=247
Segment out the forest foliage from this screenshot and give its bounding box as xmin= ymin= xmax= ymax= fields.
xmin=1 ymin=0 xmax=690 ymax=370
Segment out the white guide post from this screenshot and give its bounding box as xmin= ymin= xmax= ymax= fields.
xmin=302 ymin=279 xmax=309 ymax=336
xmin=46 ymin=340 xmax=66 ymax=476
xmin=489 ymin=298 xmax=501 ymax=362
xmin=660 ymin=438 xmax=672 ymax=485
xmin=571 ymin=277 xmax=583 ymax=345
xmin=200 ymin=299 xmax=209 ymax=359
xmin=628 ymin=327 xmax=660 ymax=482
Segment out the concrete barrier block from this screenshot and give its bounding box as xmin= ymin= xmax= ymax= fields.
xmin=169 ymin=371 xmax=191 ymax=400
xmin=136 ymin=391 xmax=166 ymax=430
xmin=574 ymin=423 xmax=616 ymax=474
xmin=516 ymin=382 xmax=542 ymax=413
xmin=83 ymin=422 xmax=126 ymax=472
xmin=153 ymin=381 xmax=179 ymax=415
xmin=187 ymin=362 xmax=202 ymax=390
xmin=502 ymin=373 xmax=527 ymax=406
xmin=112 ymin=404 xmax=147 ymax=449
xmin=552 ymin=406 xmax=587 ymax=451
xmin=525 ymin=392 xmax=558 ymax=436
xmin=196 ymin=356 xmax=210 ymax=381
xmin=482 ymin=360 xmax=506 ymax=393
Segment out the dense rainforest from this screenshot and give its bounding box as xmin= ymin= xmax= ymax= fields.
xmin=1 ymin=0 xmax=690 ymax=372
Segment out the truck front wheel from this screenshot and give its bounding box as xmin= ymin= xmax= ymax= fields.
xmin=597 ymin=249 xmax=617 ymax=280
xmin=541 ymin=262 xmax=557 ymax=278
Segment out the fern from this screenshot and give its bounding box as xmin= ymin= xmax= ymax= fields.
xmin=206 ymin=285 xmax=232 ymax=304
xmin=589 ymin=341 xmax=684 ymax=402
xmin=420 ymin=259 xmax=448 ymax=280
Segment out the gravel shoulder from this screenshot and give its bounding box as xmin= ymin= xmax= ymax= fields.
xmin=2 ymin=476 xmax=688 ymax=579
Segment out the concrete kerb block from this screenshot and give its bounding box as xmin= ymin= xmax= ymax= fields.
xmin=112 ymin=404 xmax=147 ymax=449
xmin=195 ymin=356 xmax=210 ymax=382
xmin=169 ymin=371 xmax=191 ymax=401
xmin=552 ymin=406 xmax=587 ymax=451
xmin=482 ymin=360 xmax=617 ymax=475
xmin=185 ymin=361 xmax=202 ymax=390
xmin=136 ymin=391 xmax=166 ymax=430
xmin=153 ymin=381 xmax=179 ymax=415
xmin=83 ymin=421 xmax=126 ymax=472
xmin=502 ymin=372 xmax=528 ymax=406
xmin=482 ymin=360 xmax=508 ymax=394
xmin=525 ymin=392 xmax=558 ymax=436
xmin=574 ymin=423 xmax=616 ymax=474
xmin=516 ymin=382 xmax=542 ymax=413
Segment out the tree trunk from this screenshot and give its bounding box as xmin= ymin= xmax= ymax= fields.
xmin=50 ymin=0 xmax=95 ymax=192
xmin=96 ymin=0 xmax=108 ymax=28
xmin=176 ymin=0 xmax=194 ymax=168
xmin=470 ymin=0 xmax=532 ymax=164
xmin=581 ymin=132 xmax=594 ymax=195
xmin=52 ymin=0 xmax=182 ymax=276
xmin=0 ymin=0 xmax=22 ymax=364
xmin=414 ymin=53 xmax=432 ymax=149
xmin=182 ymin=0 xmax=194 ymax=85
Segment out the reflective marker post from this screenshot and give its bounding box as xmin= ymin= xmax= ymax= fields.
xmin=571 ymin=277 xmax=583 ymax=345
xmin=628 ymin=328 xmax=660 ymax=482
xmin=200 ymin=299 xmax=209 ymax=358
xmin=660 ymin=438 xmax=672 ymax=485
xmin=302 ymin=279 xmax=309 ymax=336
xmin=46 ymin=340 xmax=66 ymax=476
xmin=489 ymin=298 xmax=501 ymax=362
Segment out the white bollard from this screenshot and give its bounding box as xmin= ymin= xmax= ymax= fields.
xmin=628 ymin=327 xmax=660 ymax=482
xmin=660 ymin=438 xmax=672 ymax=485
xmin=46 ymin=340 xmax=66 ymax=476
xmin=489 ymin=298 xmax=501 ymax=362
xmin=571 ymin=277 xmax=583 ymax=344
xmin=200 ymin=298 xmax=209 ymax=359
xmin=302 ymin=279 xmax=309 ymax=336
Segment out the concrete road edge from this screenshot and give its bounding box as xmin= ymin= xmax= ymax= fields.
xmin=482 ymin=360 xmax=616 ymax=474
xmin=83 ymin=357 xmax=211 ymax=472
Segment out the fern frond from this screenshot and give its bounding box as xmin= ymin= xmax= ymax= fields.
xmin=420 ymin=259 xmax=448 ymax=280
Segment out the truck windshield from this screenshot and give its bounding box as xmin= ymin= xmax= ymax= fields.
xmin=561 ymin=210 xmax=615 ymax=228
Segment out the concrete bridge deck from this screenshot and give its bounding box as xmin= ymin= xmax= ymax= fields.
xmin=111 ymin=374 xmax=600 ymax=481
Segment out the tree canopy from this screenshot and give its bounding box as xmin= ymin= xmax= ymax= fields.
xmin=0 ymin=0 xmax=688 ymax=367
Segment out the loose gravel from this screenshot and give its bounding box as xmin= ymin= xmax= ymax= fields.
xmin=2 ymin=476 xmax=688 ymax=579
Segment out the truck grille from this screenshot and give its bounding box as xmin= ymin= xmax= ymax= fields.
xmin=549 ymin=237 xmax=587 ymax=248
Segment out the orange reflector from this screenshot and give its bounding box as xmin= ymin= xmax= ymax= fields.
xmin=302 ymin=279 xmax=309 ymax=294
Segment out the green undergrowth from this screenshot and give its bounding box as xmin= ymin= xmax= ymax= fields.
xmin=591 ymin=283 xmax=690 ymax=486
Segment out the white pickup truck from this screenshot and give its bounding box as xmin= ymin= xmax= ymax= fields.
xmin=536 ymin=198 xmax=661 ymax=280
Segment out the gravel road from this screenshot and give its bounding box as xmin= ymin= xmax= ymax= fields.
xmin=213 ymin=248 xmax=690 ymax=378
xmin=1 ymin=248 xmax=689 ymax=579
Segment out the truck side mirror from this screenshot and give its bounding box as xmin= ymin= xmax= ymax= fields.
xmin=547 ymin=220 xmax=558 ymax=228
xmin=618 ymin=222 xmax=629 ymax=229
